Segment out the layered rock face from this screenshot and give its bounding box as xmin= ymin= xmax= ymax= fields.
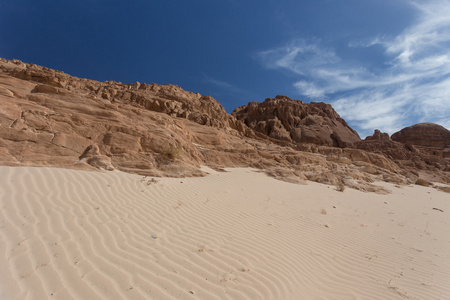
xmin=391 ymin=123 xmax=450 ymax=148
xmin=1 ymin=58 xmax=449 ymax=189
xmin=354 ymin=128 xmax=450 ymax=178
xmin=0 ymin=58 xmax=253 ymax=177
xmin=232 ymin=96 xmax=361 ymax=147
xmin=3 ymin=59 xmax=240 ymax=130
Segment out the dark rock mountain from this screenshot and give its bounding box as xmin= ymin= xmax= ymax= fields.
xmin=391 ymin=123 xmax=450 ymax=148
xmin=232 ymin=95 xmax=361 ymax=147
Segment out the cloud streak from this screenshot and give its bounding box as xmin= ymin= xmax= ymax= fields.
xmin=202 ymin=73 xmax=245 ymax=95
xmin=256 ymin=0 xmax=450 ymax=137
xmin=256 ymin=39 xmax=340 ymax=76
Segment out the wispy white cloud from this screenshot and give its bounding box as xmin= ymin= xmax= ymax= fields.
xmin=202 ymin=73 xmax=244 ymax=94
xmin=293 ymin=81 xmax=325 ymax=98
xmin=256 ymin=0 xmax=450 ymax=137
xmin=384 ymin=0 xmax=450 ymax=66
xmin=335 ymin=77 xmax=450 ymax=136
xmin=256 ymin=38 xmax=340 ymax=76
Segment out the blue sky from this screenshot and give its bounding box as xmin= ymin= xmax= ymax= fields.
xmin=1 ymin=0 xmax=449 ymax=137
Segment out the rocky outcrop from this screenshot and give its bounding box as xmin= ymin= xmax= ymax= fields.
xmin=232 ymin=95 xmax=361 ymax=147
xmin=1 ymin=58 xmax=449 ymax=190
xmin=365 ymin=129 xmax=390 ymax=141
xmin=353 ymin=129 xmax=450 ymax=178
xmin=78 ymin=144 xmax=114 ymax=171
xmin=391 ymin=123 xmax=450 ymax=148
xmin=355 ymin=131 xmax=420 ymax=161
xmin=1 ymin=58 xmax=240 ymax=131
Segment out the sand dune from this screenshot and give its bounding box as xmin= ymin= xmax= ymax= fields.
xmin=0 ymin=166 xmax=449 ymax=299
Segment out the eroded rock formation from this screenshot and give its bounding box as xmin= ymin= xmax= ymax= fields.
xmin=1 ymin=58 xmax=449 ymax=191
xmin=391 ymin=123 xmax=450 ymax=148
xmin=353 ymin=129 xmax=450 ymax=181
xmin=232 ymin=95 xmax=361 ymax=147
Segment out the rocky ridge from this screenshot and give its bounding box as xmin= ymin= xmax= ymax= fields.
xmin=392 ymin=123 xmax=450 ymax=148
xmin=232 ymin=95 xmax=361 ymax=147
xmin=232 ymin=96 xmax=449 ymax=181
xmin=353 ymin=130 xmax=449 ymax=183
xmin=1 ymin=58 xmax=449 ymax=192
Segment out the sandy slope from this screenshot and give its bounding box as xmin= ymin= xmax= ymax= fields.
xmin=0 ymin=166 xmax=449 ymax=300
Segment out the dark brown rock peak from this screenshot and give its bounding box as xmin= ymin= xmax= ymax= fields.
xmin=365 ymin=129 xmax=390 ymax=141
xmin=232 ymin=96 xmax=361 ymax=147
xmin=391 ymin=123 xmax=450 ymax=148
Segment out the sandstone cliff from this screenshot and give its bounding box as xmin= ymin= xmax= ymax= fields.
xmin=354 ymin=129 xmax=449 ymax=178
xmin=391 ymin=123 xmax=450 ymax=148
xmin=1 ymin=58 xmax=449 ymax=191
xmin=232 ymin=95 xmax=361 ymax=147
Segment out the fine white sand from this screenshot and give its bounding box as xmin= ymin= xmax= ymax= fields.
xmin=0 ymin=166 xmax=449 ymax=299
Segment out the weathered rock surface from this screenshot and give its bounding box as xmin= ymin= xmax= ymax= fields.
xmin=391 ymin=123 xmax=450 ymax=148
xmin=353 ymin=129 xmax=450 ymax=181
xmin=1 ymin=58 xmax=449 ymax=191
xmin=365 ymin=129 xmax=390 ymax=141
xmin=232 ymin=95 xmax=361 ymax=147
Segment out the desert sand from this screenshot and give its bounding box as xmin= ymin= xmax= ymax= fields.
xmin=0 ymin=166 xmax=449 ymax=299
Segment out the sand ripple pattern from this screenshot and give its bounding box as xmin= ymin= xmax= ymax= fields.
xmin=0 ymin=166 xmax=449 ymax=299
